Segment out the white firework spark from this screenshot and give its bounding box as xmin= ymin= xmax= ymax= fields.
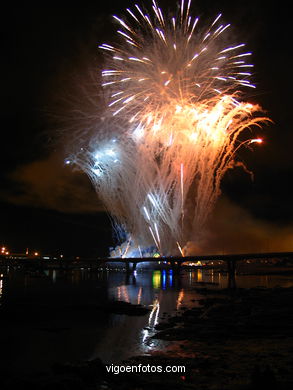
xmin=71 ymin=0 xmax=269 ymax=256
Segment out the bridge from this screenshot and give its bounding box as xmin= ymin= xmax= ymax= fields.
xmin=2 ymin=250 xmax=293 ymax=267
xmin=1 ymin=251 xmax=293 ymax=267
xmin=1 ymin=251 xmax=293 ymax=288
xmin=100 ymin=251 xmax=293 ymax=287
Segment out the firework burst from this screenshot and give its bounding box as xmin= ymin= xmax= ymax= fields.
xmin=71 ymin=0 xmax=268 ymax=256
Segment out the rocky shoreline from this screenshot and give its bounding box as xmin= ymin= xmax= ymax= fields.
xmin=144 ymin=286 xmax=293 ymax=389
xmin=1 ymin=286 xmax=293 ymax=389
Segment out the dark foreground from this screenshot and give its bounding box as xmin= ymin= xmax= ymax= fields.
xmin=1 ymin=285 xmax=293 ymax=390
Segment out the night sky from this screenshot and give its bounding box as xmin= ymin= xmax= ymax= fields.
xmin=1 ymin=0 xmax=292 ymax=257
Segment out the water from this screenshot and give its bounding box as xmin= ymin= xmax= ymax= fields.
xmin=0 ymin=267 xmax=293 ymax=373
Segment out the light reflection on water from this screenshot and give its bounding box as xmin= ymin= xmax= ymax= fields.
xmin=0 ymin=276 xmax=3 ymax=304
xmin=91 ymin=268 xmax=293 ymax=362
xmin=1 ymin=267 xmax=293 ymax=368
xmin=96 ymin=269 xmax=192 ymax=362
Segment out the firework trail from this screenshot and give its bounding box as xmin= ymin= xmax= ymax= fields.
xmin=71 ymin=0 xmax=268 ymax=256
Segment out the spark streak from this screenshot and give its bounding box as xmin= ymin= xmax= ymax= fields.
xmin=72 ymin=0 xmax=269 ymax=256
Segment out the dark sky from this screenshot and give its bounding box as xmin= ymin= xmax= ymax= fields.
xmin=0 ymin=0 xmax=292 ymax=256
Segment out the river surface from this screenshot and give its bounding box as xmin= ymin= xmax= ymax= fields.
xmin=1 ymin=267 xmax=293 ymax=373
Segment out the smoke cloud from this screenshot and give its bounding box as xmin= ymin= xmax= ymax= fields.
xmin=185 ymin=196 xmax=293 ymax=254
xmin=1 ymin=154 xmax=103 ymax=214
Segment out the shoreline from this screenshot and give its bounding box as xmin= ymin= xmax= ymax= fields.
xmin=1 ymin=284 xmax=293 ymax=389
xmin=125 ymin=285 xmax=293 ymax=389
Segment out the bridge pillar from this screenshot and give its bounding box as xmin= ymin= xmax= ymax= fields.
xmin=125 ymin=260 xmax=130 ymax=274
xmin=171 ymin=260 xmax=182 ymax=274
xmin=132 ymin=262 xmax=137 ymax=272
xmin=227 ymin=260 xmax=236 ymax=289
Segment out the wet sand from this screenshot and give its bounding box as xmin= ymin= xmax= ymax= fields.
xmin=1 ymin=282 xmax=293 ymax=389
xmin=141 ymin=286 xmax=293 ymax=389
